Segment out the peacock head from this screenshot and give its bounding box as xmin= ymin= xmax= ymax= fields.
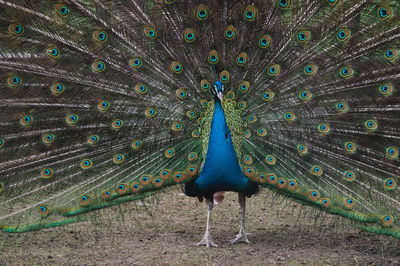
xmin=212 ymin=80 xmax=224 ymax=102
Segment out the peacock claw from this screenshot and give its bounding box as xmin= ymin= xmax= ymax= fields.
xmin=229 ymin=232 xmax=250 ymax=245
xmin=194 ymin=234 xmax=219 ymax=248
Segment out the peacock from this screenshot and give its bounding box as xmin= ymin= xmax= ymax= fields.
xmin=0 ymin=0 xmax=399 ymax=248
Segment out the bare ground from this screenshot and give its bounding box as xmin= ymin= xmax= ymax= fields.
xmin=0 ymin=191 xmax=399 ymax=265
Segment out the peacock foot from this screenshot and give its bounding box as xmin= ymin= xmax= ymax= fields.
xmin=194 ymin=233 xmax=219 ymax=248
xmin=229 ymin=232 xmax=250 ymax=245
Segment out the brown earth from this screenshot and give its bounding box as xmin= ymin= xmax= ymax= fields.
xmin=1 ymin=191 xmax=399 ymax=265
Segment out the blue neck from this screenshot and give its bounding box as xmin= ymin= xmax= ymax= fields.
xmin=184 ymin=99 xmax=257 ymax=199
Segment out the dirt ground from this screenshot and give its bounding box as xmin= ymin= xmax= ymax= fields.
xmin=0 ymin=191 xmax=399 ymax=265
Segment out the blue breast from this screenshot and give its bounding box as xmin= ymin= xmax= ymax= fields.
xmin=184 ymin=100 xmax=258 ymax=199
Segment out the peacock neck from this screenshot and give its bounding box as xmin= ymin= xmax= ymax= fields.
xmin=184 ymin=98 xmax=258 ymax=199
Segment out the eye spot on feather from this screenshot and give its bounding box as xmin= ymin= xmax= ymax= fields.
xmin=237 ymin=101 xmax=246 ymax=110
xmin=196 ymin=4 xmax=208 ymax=21
xmin=384 ymin=48 xmax=399 ymax=61
xmin=41 ymin=167 xmax=54 ymax=179
xmin=304 ymin=64 xmax=317 ymax=75
xmin=297 ymin=30 xmax=311 ymax=43
xmin=265 ymin=155 xmax=276 ymax=165
xmin=187 ymin=165 xmax=198 ymax=176
xmin=55 ymin=4 xmax=70 ymax=17
xmin=307 ymin=190 xmax=320 ymax=201
xmin=116 ymin=184 xmax=128 ymax=194
xmin=139 ymin=174 xmax=152 ymax=186
xmin=320 ymin=198 xmax=331 ymax=208
xmin=287 ymin=180 xmax=297 ymax=191
xmin=310 ymin=165 xmax=322 ymax=176
xmin=340 ymin=66 xmax=354 ymax=78
xmin=243 ymin=5 xmax=257 ymax=22
xmin=257 ymin=128 xmax=267 ymax=137
xmin=183 ymin=28 xmax=196 ymax=43
xmin=192 ymin=130 xmax=200 ymax=138
xmin=186 ymin=110 xmax=197 ymax=119
xmin=244 ymin=167 xmax=255 ymax=178
xmin=51 ymin=82 xmax=65 ymax=96
xmin=378 ymin=7 xmax=393 ymax=20
xmin=88 ymin=135 xmax=99 ymax=145
xmin=78 ymin=195 xmax=91 ymax=206
xmin=343 ymin=197 xmax=356 ymax=209
xmin=364 ymin=119 xmax=378 ymax=131
xmin=277 ymin=0 xmax=291 ymax=9
xmin=277 ymin=178 xmax=287 ymax=189
xmin=111 ymin=119 xmax=123 ymax=130
xmin=20 ymin=114 xmax=33 ymax=127
xmin=206 ymin=50 xmax=219 ymax=64
xmin=113 ymin=154 xmax=125 ymax=164
xmin=80 ymin=159 xmax=93 ymax=169
xmin=318 ymin=123 xmax=330 ymax=135
xmin=173 ymin=172 xmax=186 ymax=183
xmin=200 ymin=80 xmax=211 ymax=91
xmin=243 ymin=155 xmax=253 ymax=165
xmin=163 ymin=0 xmax=176 ymax=4
xmin=386 ymin=147 xmax=398 ymax=159
xmin=171 ymin=122 xmax=182 ymax=131
xmin=188 ymin=152 xmax=198 ymax=161
xmin=337 ymin=28 xmax=350 ymax=42
xmin=145 ymin=107 xmax=157 ymax=118
xmin=153 ymin=178 xmax=164 ymax=188
xmin=170 ymin=61 xmax=183 ymax=74
xmin=381 ymin=215 xmax=394 ymax=227
xmin=175 ymin=88 xmax=187 ymax=100
xmin=144 ymin=25 xmax=157 ymax=39
xmin=165 ymin=148 xmax=175 ymax=158
xmin=0 ymin=138 xmax=4 ymax=149
xmin=8 ymin=74 xmax=22 ymax=88
xmin=258 ymin=35 xmax=271 ymax=49
xmin=102 ymin=189 xmax=113 ymax=200
xmin=46 ymin=46 xmax=60 ymax=59
xmin=284 ymin=112 xmax=295 ymax=122
xmin=37 ymin=205 xmax=49 ymax=217
xmin=379 ymin=83 xmax=394 ymax=96
xmin=219 ymin=70 xmax=230 ymax=83
xmin=224 ymin=25 xmax=236 ymax=40
xmin=236 ymin=52 xmax=248 ymax=66
xmin=93 ymin=30 xmax=107 ymax=43
xmin=225 ymin=91 xmax=235 ymax=99
xmin=97 ymin=100 xmax=110 ymax=112
xmin=267 ymin=174 xmax=278 ymax=185
xmin=384 ymin=178 xmax=397 ymax=190
xmin=238 ymin=81 xmax=250 ymax=93
xmin=129 ymin=57 xmax=143 ymax=69
xmin=299 ymin=89 xmax=312 ymax=101
xmin=92 ymin=60 xmax=106 ymax=72
xmin=262 ymin=90 xmax=275 ymax=102
xmin=131 ymin=183 xmax=142 ymax=193
xmin=247 ymin=114 xmax=257 ymax=123
xmin=297 ymin=144 xmax=308 ymax=155
xmin=135 ymin=83 xmax=148 ymax=96
xmin=343 ymin=171 xmax=355 ymax=182
xmin=9 ymin=23 xmax=24 ymax=36
xmin=244 ymin=129 xmax=251 ymax=139
xmin=335 ymin=102 xmax=349 ymax=113
xmin=131 ymin=139 xmax=142 ymax=150
xmin=267 ymin=64 xmax=280 ymax=76
xmin=42 ymin=133 xmax=55 ymax=145
xmin=344 ymin=142 xmax=357 ymax=153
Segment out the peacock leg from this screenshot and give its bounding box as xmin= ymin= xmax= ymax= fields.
xmin=195 ymin=199 xmax=218 ymax=248
xmin=229 ymin=193 xmax=250 ymax=244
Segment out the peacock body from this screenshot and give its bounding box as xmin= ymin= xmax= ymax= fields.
xmin=0 ymin=0 xmax=400 ymax=246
